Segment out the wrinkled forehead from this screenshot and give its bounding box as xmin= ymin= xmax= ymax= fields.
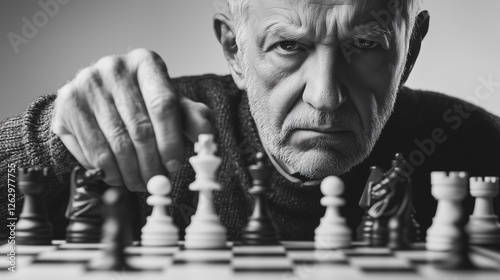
xmin=249 ymin=0 xmax=392 ymax=32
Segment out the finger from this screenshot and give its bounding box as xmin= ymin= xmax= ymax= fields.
xmin=61 ymin=68 xmax=130 ymax=189
xmin=52 ymin=127 xmax=93 ymax=169
xmin=52 ymin=86 xmax=91 ymax=166
xmin=132 ymin=49 xmax=184 ymax=173
xmin=99 ymin=53 xmax=167 ymax=188
xmin=90 ymin=90 xmax=146 ymax=192
xmin=179 ymin=97 xmax=214 ymax=143
xmin=62 ymin=105 xmax=124 ymax=187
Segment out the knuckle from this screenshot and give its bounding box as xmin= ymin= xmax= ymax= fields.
xmin=95 ymin=55 xmax=126 ymax=77
xmin=129 ymin=48 xmax=162 ymax=64
xmin=108 ymin=127 xmax=133 ymax=153
xmin=55 ymin=83 xmax=74 ymax=108
xmin=54 ymin=84 xmax=88 ymax=124
xmin=75 ymin=67 xmax=102 ymax=89
xmin=127 ymin=119 xmax=155 ymax=143
xmin=148 ymin=95 xmax=179 ymax=115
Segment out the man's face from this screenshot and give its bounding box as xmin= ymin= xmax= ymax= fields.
xmin=240 ymin=0 xmax=409 ymax=179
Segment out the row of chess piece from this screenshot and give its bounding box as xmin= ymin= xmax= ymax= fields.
xmin=351 ymin=153 xmax=500 ymax=270
xmin=13 ymin=136 xmax=500 ymax=271
xmin=13 ymin=135 xmax=282 ymax=248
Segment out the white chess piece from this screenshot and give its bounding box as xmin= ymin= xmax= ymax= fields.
xmin=314 ymin=176 xmax=351 ymax=249
xmin=184 ymin=134 xmax=227 ymax=249
xmin=466 ymin=176 xmax=500 ymax=245
xmin=426 ymin=171 xmax=468 ymax=252
xmin=141 ymin=175 xmax=179 ymax=246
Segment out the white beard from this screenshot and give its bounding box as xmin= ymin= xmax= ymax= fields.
xmin=242 ymin=58 xmax=396 ymax=179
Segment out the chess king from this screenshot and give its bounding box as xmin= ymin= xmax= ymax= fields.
xmin=1 ymin=0 xmax=500 ymax=243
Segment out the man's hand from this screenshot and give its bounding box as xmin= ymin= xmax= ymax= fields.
xmin=52 ymin=49 xmax=213 ymax=192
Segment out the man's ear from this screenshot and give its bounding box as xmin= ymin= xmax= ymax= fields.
xmin=400 ymin=11 xmax=430 ymax=87
xmin=214 ymin=13 xmax=246 ymax=90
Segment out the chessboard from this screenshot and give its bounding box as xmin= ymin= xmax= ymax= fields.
xmin=1 ymin=240 xmax=500 ymax=280
xmin=5 ymin=136 xmax=500 ymax=279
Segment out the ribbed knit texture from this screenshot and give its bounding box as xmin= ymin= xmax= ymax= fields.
xmin=2 ymin=74 xmax=500 ymax=242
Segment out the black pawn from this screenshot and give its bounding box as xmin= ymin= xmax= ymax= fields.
xmin=66 ymin=166 xmax=107 ymax=243
xmin=240 ymin=152 xmax=279 ymax=245
xmin=88 ymin=187 xmax=134 ymax=271
xmin=16 ymin=167 xmax=53 ymax=245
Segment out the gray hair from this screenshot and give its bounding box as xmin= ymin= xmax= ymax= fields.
xmin=226 ymin=0 xmax=423 ymax=48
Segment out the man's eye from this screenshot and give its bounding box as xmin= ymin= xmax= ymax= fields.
xmin=352 ymin=39 xmax=379 ymax=50
xmin=275 ymin=41 xmax=302 ymax=52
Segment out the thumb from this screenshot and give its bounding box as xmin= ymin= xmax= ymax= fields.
xmin=179 ymin=97 xmax=214 ymax=142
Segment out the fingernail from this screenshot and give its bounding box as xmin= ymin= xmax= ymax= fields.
xmin=166 ymin=159 xmax=181 ymax=173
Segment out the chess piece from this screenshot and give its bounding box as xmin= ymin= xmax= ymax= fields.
xmin=426 ymin=171 xmax=475 ymax=270
xmin=16 ymin=167 xmax=53 ymax=245
xmin=184 ymin=134 xmax=227 ymax=249
xmin=89 ymin=186 xmax=134 ymax=271
xmin=358 ymin=153 xmax=417 ymax=248
xmin=66 ymin=166 xmax=107 ymax=243
xmin=141 ymin=175 xmax=179 ymax=246
xmin=314 ymin=176 xmax=351 ymax=249
xmin=466 ymin=176 xmax=500 ymax=245
xmin=357 ymin=166 xmax=384 ymax=243
xmin=240 ymin=152 xmax=280 ymax=245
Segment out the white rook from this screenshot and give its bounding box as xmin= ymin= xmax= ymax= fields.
xmin=466 ymin=176 xmax=500 ymax=245
xmin=426 ymin=171 xmax=468 ymax=252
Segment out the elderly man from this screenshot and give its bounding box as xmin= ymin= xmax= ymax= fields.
xmin=1 ymin=0 xmax=500 ymax=242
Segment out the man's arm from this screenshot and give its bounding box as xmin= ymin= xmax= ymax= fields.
xmin=0 ymin=48 xmax=215 ymax=241
xmin=0 ymin=93 xmax=77 ymax=241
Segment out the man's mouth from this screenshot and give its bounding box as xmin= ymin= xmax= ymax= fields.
xmin=289 ymin=128 xmax=355 ymax=149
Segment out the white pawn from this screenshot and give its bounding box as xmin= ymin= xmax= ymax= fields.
xmin=315 ymin=176 xmax=351 ymax=249
xmin=141 ymin=175 xmax=179 ymax=246
xmin=426 ymin=171 xmax=468 ymax=252
xmin=184 ymin=134 xmax=227 ymax=249
xmin=466 ymin=176 xmax=500 ymax=245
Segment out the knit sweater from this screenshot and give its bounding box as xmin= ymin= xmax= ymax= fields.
xmin=1 ymin=74 xmax=500 ymax=242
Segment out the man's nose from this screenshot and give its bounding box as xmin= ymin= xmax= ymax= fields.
xmin=302 ymin=49 xmax=345 ymax=112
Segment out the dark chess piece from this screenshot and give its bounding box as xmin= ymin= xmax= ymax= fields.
xmin=357 ymin=166 xmax=384 ymax=243
xmin=240 ymin=152 xmax=280 ymax=245
xmin=358 ymin=153 xmax=420 ymax=248
xmin=65 ymin=166 xmax=107 ymax=243
xmin=88 ymin=186 xmax=135 ymax=271
xmin=16 ymin=167 xmax=53 ymax=245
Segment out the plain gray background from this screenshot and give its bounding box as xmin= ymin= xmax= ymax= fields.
xmin=1 ymin=0 xmax=499 ymax=122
